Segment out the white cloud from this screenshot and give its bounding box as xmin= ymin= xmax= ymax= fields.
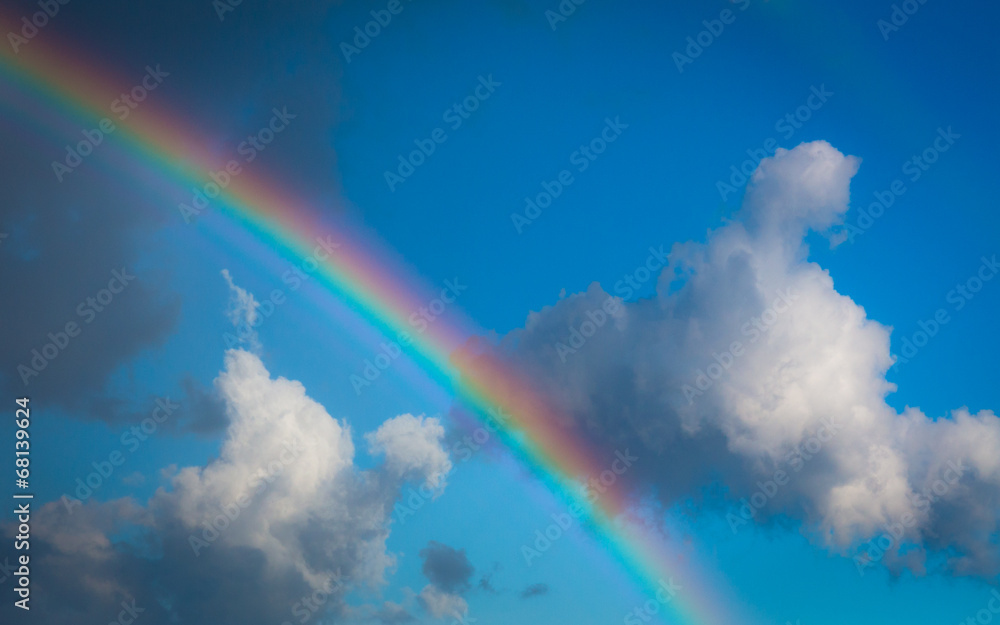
xmin=469 ymin=140 xmax=1000 ymax=577
xmin=367 ymin=413 xmax=452 ymax=490
xmin=9 ymin=350 xmax=456 ymax=624
xmin=156 ymin=349 xmax=359 ymax=589
xmin=147 ymin=349 xmax=454 ymax=596
xmin=743 ymin=140 xmax=860 ymax=241
xmin=221 ymin=269 xmax=261 ymax=351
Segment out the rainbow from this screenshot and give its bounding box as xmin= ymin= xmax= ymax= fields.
xmin=0 ymin=19 xmax=737 ymax=625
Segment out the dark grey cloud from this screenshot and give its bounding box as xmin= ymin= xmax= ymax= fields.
xmin=478 ymin=572 xmax=497 ymax=593
xmin=419 ymin=541 xmax=475 ymax=594
xmin=520 ymin=583 xmax=549 ymax=599
xmin=0 ymin=140 xmax=181 ymax=418
xmin=0 ymin=36 xmax=182 ymax=424
xmin=74 ymin=377 xmax=229 ymax=438
xmin=0 ymin=499 xmax=341 ymax=625
xmin=171 ymin=376 xmax=229 ymax=435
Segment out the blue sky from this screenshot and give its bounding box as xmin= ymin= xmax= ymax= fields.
xmin=1 ymin=1 xmax=999 ymax=624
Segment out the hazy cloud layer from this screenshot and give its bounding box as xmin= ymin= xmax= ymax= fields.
xmin=0 ymin=151 xmax=180 ymax=418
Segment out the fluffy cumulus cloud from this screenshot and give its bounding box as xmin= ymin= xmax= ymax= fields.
xmin=0 ymin=349 xmax=452 ymax=624
xmin=459 ymin=141 xmax=1000 ymax=578
xmin=368 ymin=414 xmax=453 ymax=490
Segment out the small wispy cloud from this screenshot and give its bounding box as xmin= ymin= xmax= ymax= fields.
xmin=221 ymin=269 xmax=261 ymax=352
xmin=520 ymin=583 xmax=549 ymax=599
